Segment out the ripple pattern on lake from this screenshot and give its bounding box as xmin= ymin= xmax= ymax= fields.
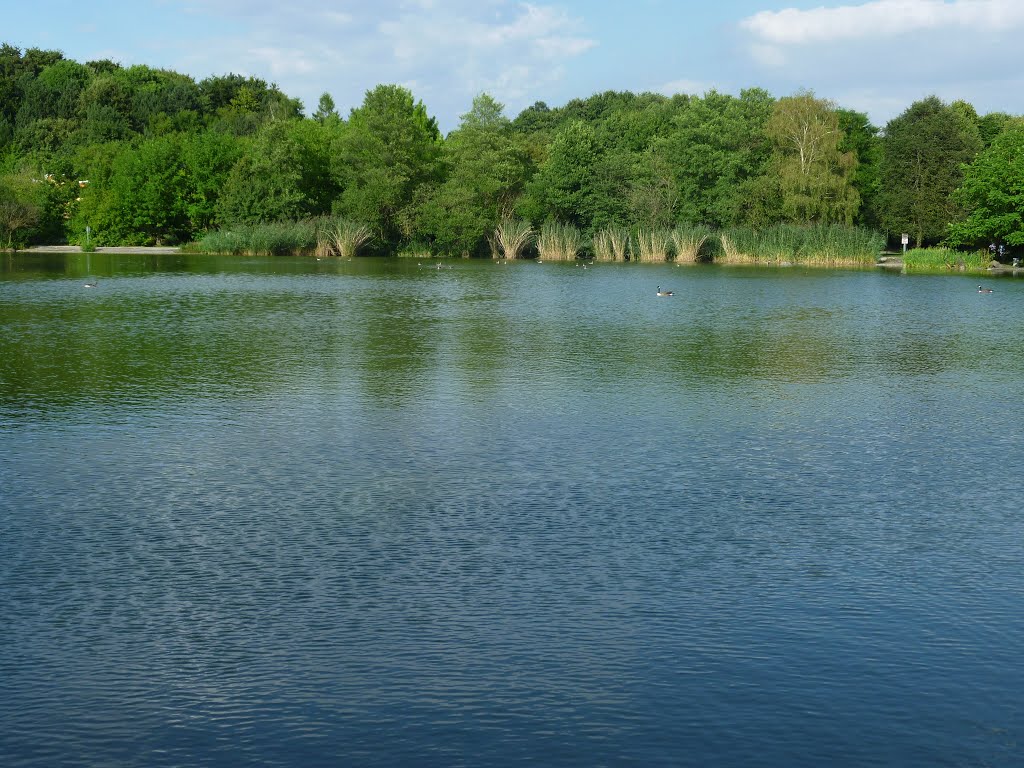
xmin=2 ymin=256 xmax=1023 ymax=767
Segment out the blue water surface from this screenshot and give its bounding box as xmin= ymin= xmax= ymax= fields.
xmin=1 ymin=255 xmax=1022 ymax=767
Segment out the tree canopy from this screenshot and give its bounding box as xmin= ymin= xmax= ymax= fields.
xmin=1 ymin=42 xmax=1022 ymax=254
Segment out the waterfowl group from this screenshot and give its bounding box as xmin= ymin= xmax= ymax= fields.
xmin=656 ymin=286 xmax=674 ymax=297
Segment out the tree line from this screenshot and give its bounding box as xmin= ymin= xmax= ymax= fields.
xmin=1 ymin=43 xmax=1020 ymax=256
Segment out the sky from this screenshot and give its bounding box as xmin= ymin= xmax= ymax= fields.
xmin=6 ymin=0 xmax=1024 ymax=133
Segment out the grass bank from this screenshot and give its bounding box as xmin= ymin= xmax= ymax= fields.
xmin=715 ymin=224 xmax=885 ymax=267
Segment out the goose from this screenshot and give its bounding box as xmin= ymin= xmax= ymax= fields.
xmin=656 ymin=286 xmax=674 ymax=297
xmin=83 ymin=280 xmax=98 ymax=288
xmin=978 ymin=285 xmax=993 ymax=293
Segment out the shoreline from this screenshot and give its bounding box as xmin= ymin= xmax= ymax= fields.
xmin=18 ymin=245 xmax=182 ymax=254
xmin=10 ymin=246 xmax=1023 ymax=275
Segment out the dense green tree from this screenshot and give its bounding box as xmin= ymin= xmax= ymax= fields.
xmin=0 ymin=170 xmax=41 ymax=248
xmin=416 ymin=93 xmax=531 ymax=254
xmin=977 ymin=111 xmax=1019 ymax=147
xmin=652 ymin=89 xmax=775 ymax=227
xmin=520 ymin=119 xmax=602 ymax=232
xmin=332 ymin=84 xmax=441 ymax=245
xmin=80 ymin=135 xmax=191 ymax=244
xmin=217 ymin=122 xmax=313 ymax=225
xmin=879 ymin=96 xmax=982 ymax=246
xmin=837 ymin=109 xmax=882 ymax=228
xmin=947 ymin=126 xmax=1024 ymax=247
xmin=313 ymin=92 xmax=339 ymax=124
xmin=15 ymin=59 xmax=92 ymax=127
xmin=766 ymin=91 xmax=859 ymax=224
xmin=179 ymin=130 xmax=244 ymax=231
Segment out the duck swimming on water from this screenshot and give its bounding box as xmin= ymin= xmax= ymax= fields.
xmin=656 ymin=286 xmax=674 ymax=296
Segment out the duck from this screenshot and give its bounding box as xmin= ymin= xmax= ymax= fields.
xmin=83 ymin=280 xmax=98 ymax=288
xmin=978 ymin=285 xmax=993 ymax=293
xmin=656 ymin=286 xmax=674 ymax=297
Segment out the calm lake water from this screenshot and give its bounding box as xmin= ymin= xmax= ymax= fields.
xmin=1 ymin=253 xmax=1022 ymax=767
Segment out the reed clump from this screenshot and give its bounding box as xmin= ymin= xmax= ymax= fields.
xmin=632 ymin=228 xmax=673 ymax=263
xmin=714 ymin=224 xmax=883 ymax=266
xmin=671 ymin=224 xmax=713 ymax=263
xmin=536 ymin=221 xmax=582 ymax=261
xmin=592 ymin=227 xmax=629 ymax=262
xmin=196 ymin=219 xmax=320 ymax=255
xmin=901 ymin=247 xmax=989 ymax=272
xmin=323 ymin=219 xmax=372 ymax=259
xmin=494 ymin=218 xmax=534 ymax=260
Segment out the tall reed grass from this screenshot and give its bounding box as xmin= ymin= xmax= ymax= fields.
xmin=494 ymin=218 xmax=534 ymax=260
xmin=195 ymin=219 xmax=320 ymax=256
xmin=536 ymin=222 xmax=582 ymax=261
xmin=193 ymin=217 xmax=374 ymax=257
xmin=901 ymin=247 xmax=989 ymax=272
xmin=632 ymin=228 xmax=673 ymax=263
xmin=592 ymin=227 xmax=629 ymax=262
xmin=323 ymin=219 xmax=372 ymax=259
xmin=671 ymin=224 xmax=713 ymax=263
xmin=714 ymin=224 xmax=884 ymax=266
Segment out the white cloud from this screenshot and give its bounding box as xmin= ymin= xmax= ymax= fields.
xmin=169 ymin=1 xmax=595 ymax=130
xmin=733 ymin=0 xmax=1024 ymax=126
xmin=741 ymin=0 xmax=1024 ymax=45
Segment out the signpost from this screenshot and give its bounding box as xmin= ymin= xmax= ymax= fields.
xmin=901 ymin=233 xmax=909 ymax=255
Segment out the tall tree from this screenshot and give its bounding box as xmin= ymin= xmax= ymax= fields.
xmin=332 ymin=84 xmax=441 ymax=246
xmin=80 ymin=135 xmax=191 ymax=245
xmin=216 ymin=121 xmax=318 ymax=225
xmin=878 ymin=96 xmax=982 ymax=246
xmin=313 ymin=92 xmax=339 ymax=124
xmin=521 ymin=119 xmax=602 ymax=232
xmin=416 ymin=93 xmax=531 ymax=255
xmin=766 ymin=91 xmax=859 ymax=224
xmin=837 ymin=108 xmax=882 ymax=228
xmin=947 ymin=125 xmax=1024 ymax=247
xmin=653 ymin=88 xmax=775 ymax=227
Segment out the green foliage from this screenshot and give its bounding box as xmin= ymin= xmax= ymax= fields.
xmin=217 ymin=120 xmax=332 ymax=226
xmin=313 ymin=92 xmax=339 ymax=124
xmin=652 ymin=88 xmax=775 ymax=228
xmin=177 ymin=130 xmax=243 ymax=232
xmin=837 ymin=109 xmax=882 ymax=228
xmin=948 ymin=126 xmax=1024 ymax=247
xmin=79 ymin=135 xmax=191 ymax=245
xmin=0 ymin=171 xmax=41 ymax=248
xmin=766 ymin=91 xmax=859 ymax=225
xmin=416 ymin=93 xmax=530 ymax=255
xmin=879 ymin=96 xmax=982 ymax=246
xmin=332 ymin=84 xmax=442 ymax=248
xmin=523 ymin=120 xmax=602 ymax=232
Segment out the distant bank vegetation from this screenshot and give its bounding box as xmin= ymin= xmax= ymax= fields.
xmin=1 ymin=43 xmax=1020 ymax=272
xmin=189 ymin=218 xmax=888 ymax=268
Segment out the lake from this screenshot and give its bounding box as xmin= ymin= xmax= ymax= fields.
xmin=1 ymin=253 xmax=1022 ymax=767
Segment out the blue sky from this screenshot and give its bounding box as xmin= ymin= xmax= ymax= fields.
xmin=7 ymin=0 xmax=1024 ymax=132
